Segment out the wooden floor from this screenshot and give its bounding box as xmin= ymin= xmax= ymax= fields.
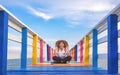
xmin=29 ymin=63 xmax=91 ymax=67
xmin=8 ymin=63 xmax=114 ymax=75
xmin=7 ymin=64 xmax=109 ymax=75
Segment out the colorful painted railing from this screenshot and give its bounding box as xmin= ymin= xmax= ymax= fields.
xmin=0 ymin=5 xmax=53 ymax=75
xmin=70 ymin=4 xmax=120 ymax=74
xmin=0 ymin=4 xmax=120 ymax=75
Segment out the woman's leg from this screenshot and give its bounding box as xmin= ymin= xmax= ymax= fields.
xmin=53 ymin=56 xmax=62 ymax=63
xmin=62 ymin=56 xmax=72 ymax=63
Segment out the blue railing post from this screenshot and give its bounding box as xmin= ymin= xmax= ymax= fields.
xmin=75 ymin=45 xmax=77 ymax=61
xmin=0 ymin=11 xmax=8 ymax=75
xmin=21 ymin=27 xmax=27 ymax=69
xmin=47 ymin=44 xmax=49 ymax=61
xmin=92 ymin=29 xmax=98 ymax=67
xmin=107 ymin=14 xmax=118 ymax=74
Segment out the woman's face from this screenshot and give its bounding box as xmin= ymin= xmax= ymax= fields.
xmin=59 ymin=42 xmax=65 ymax=49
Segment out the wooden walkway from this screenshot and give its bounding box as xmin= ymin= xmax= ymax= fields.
xmin=29 ymin=63 xmax=91 ymax=67
xmin=7 ymin=63 xmax=118 ymax=75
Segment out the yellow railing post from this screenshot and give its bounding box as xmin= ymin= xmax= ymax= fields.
xmin=32 ymin=35 xmax=38 ymax=65
xmin=72 ymin=48 xmax=75 ymax=61
xmin=84 ymin=35 xmax=90 ymax=65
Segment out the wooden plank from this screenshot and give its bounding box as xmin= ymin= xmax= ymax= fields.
xmin=29 ymin=63 xmax=91 ymax=67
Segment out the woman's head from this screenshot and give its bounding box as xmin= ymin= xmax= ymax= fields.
xmin=59 ymin=42 xmax=65 ymax=49
xmin=55 ymin=40 xmax=68 ymax=49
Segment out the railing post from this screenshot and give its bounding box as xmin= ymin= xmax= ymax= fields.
xmin=84 ymin=35 xmax=90 ymax=65
xmin=50 ymin=47 xmax=53 ymax=61
xmin=47 ymin=44 xmax=49 ymax=61
xmin=80 ymin=40 xmax=83 ymax=63
xmin=75 ymin=45 xmax=77 ymax=61
xmin=71 ymin=48 xmax=75 ymax=61
xmin=44 ymin=42 xmax=47 ymax=62
xmin=40 ymin=39 xmax=43 ymax=63
xmin=92 ymin=29 xmax=98 ymax=67
xmin=32 ymin=35 xmax=38 ymax=65
xmin=77 ymin=43 xmax=80 ymax=62
xmin=51 ymin=48 xmax=54 ymax=61
xmin=21 ymin=27 xmax=27 ymax=68
xmin=49 ymin=46 xmax=51 ymax=61
xmin=0 ymin=11 xmax=8 ymax=75
xmin=107 ymin=14 xmax=118 ymax=74
xmin=49 ymin=47 xmax=51 ymax=61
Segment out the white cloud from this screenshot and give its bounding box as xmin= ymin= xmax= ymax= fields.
xmin=28 ymin=0 xmax=116 ymax=28
xmin=90 ymin=2 xmax=115 ymax=12
xmin=44 ymin=38 xmax=58 ymax=42
xmin=44 ymin=38 xmax=60 ymax=48
xmin=1 ymin=0 xmax=120 ymax=52
xmin=8 ymin=46 xmax=21 ymax=51
xmin=26 ymin=6 xmax=53 ymax=20
xmin=44 ymin=0 xmax=115 ymax=12
xmin=8 ymin=46 xmax=21 ymax=59
xmin=1 ymin=0 xmax=118 ymax=27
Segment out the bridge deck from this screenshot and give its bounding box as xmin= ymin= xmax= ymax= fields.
xmin=29 ymin=63 xmax=91 ymax=67
xmin=7 ymin=63 xmax=114 ymax=75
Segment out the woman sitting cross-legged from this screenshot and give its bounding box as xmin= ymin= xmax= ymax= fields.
xmin=53 ymin=40 xmax=72 ymax=63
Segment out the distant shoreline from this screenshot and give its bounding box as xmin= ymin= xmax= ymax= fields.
xmin=98 ymin=53 xmax=120 ymax=59
xmin=7 ymin=53 xmax=120 ymax=60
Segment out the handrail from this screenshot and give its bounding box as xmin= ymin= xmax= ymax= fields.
xmin=70 ymin=3 xmax=120 ymax=74
xmin=0 ymin=5 xmax=50 ymax=45
xmin=71 ymin=4 xmax=120 ymax=48
xmin=0 ymin=5 xmax=53 ymax=69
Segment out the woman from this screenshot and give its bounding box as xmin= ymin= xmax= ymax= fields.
xmin=53 ymin=40 xmax=71 ymax=63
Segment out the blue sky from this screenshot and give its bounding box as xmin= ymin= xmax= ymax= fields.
xmin=0 ymin=0 xmax=120 ymax=49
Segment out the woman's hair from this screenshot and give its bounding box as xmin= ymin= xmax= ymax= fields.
xmin=55 ymin=40 xmax=68 ymax=49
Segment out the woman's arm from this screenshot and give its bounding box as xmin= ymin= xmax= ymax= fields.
xmin=53 ymin=46 xmax=58 ymax=56
xmin=66 ymin=47 xmax=70 ymax=56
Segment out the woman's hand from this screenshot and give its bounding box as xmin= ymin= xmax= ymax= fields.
xmin=55 ymin=46 xmax=58 ymax=51
xmin=66 ymin=51 xmax=70 ymax=56
xmin=53 ymin=46 xmax=58 ymax=56
xmin=66 ymin=47 xmax=70 ymax=56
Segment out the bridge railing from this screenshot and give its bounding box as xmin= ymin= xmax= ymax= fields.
xmin=70 ymin=4 xmax=120 ymax=74
xmin=0 ymin=5 xmax=53 ymax=74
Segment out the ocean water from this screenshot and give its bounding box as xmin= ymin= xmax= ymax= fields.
xmin=7 ymin=58 xmax=120 ymax=74
xmin=7 ymin=58 xmax=32 ymax=70
xmin=97 ymin=54 xmax=120 ymax=73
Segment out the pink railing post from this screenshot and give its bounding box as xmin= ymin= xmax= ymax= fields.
xmin=80 ymin=40 xmax=84 ymax=63
xmin=40 ymin=39 xmax=43 ymax=63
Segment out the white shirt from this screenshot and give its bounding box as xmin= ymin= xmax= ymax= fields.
xmin=57 ymin=50 xmax=66 ymax=58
